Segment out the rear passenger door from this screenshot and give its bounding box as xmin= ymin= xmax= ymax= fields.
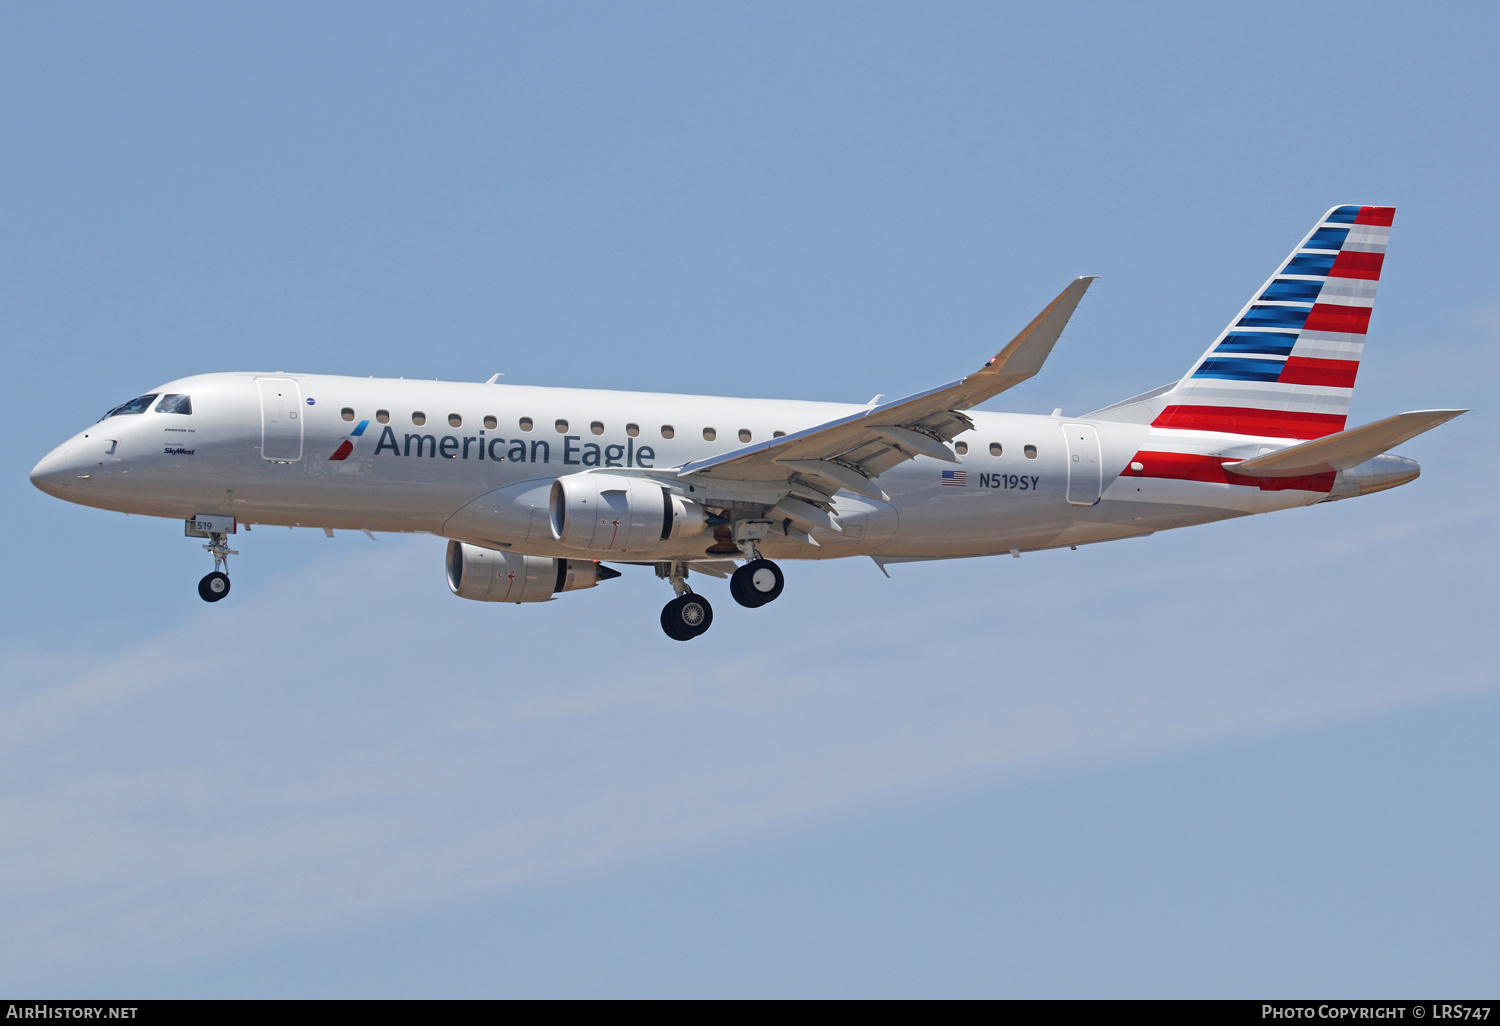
xmin=1063 ymin=424 xmax=1102 ymax=506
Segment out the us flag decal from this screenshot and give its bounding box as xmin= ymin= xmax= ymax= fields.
xmin=942 ymin=470 xmax=967 ymax=486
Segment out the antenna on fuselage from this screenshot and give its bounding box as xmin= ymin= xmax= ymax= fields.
xmin=485 ymin=373 xmax=504 ymax=384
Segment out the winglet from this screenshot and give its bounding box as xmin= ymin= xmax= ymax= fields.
xmin=969 ymin=276 xmax=1097 ymax=394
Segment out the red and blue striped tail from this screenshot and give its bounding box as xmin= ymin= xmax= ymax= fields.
xmin=1153 ymin=205 xmax=1393 ymax=440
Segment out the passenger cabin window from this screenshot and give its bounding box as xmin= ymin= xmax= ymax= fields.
xmin=155 ymin=394 xmax=192 ymax=415
xmin=990 ymin=442 xmax=1003 ymax=456
xmin=738 ymin=429 xmax=752 ymax=443
xmin=519 ymin=417 xmax=534 ymax=431
xmin=954 ymin=441 xmax=968 ymax=455
xmin=412 ymin=412 xmax=427 ymax=426
xmin=626 ymin=423 xmax=640 ymax=437
xmin=555 ymin=419 xmax=569 ymax=434
xmin=1024 ymin=444 xmax=1038 ymax=459
xmin=340 ymin=407 xmax=355 ymax=422
xmin=773 ymin=430 xmax=786 ymax=438
xmin=702 ymin=427 xmax=716 ymax=441
xmin=483 ymin=415 xmax=497 ymax=429
xmin=448 ymin=414 xmax=462 ymax=428
xmin=376 ymin=410 xmax=390 ymax=424
xmin=661 ymin=425 xmax=675 ymax=439
xmin=590 ymin=421 xmax=604 ymax=435
xmin=102 ymin=394 xmax=158 ymax=419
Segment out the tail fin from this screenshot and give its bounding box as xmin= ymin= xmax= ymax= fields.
xmin=1151 ymin=205 xmax=1394 ymax=440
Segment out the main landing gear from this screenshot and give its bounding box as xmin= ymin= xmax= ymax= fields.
xmin=661 ymin=592 xmax=714 ymax=641
xmin=657 ymin=561 xmax=713 ymax=641
xmin=730 ymin=558 xmax=784 ymax=608
xmin=657 ymin=550 xmax=785 ymax=641
xmin=198 ymin=531 xmax=237 ymax=603
xmin=729 ymin=536 xmax=783 ymax=610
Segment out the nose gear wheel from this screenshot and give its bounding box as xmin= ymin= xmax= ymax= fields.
xmin=198 ymin=571 xmax=231 ymax=602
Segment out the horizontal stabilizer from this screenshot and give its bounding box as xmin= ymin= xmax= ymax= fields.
xmin=1223 ymin=409 xmax=1466 ymax=477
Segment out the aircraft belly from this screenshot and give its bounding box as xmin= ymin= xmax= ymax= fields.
xmin=216 ymin=466 xmax=466 ymax=531
xmin=1104 ymin=474 xmax=1321 ymax=514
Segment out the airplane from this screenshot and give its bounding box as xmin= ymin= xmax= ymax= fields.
xmin=29 ymin=205 xmax=1466 ymax=640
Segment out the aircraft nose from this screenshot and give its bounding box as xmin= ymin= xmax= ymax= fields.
xmin=30 ymin=445 xmax=87 ymax=498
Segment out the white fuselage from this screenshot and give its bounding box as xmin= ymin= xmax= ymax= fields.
xmin=31 ymin=371 xmax=1399 ymax=564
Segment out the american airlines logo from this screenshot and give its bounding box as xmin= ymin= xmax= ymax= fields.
xmin=328 ymin=420 xmax=369 ymax=460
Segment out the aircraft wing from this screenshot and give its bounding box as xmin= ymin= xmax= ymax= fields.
xmin=676 ymin=276 xmax=1097 ymax=507
xmin=1223 ymin=408 xmax=1467 ymax=477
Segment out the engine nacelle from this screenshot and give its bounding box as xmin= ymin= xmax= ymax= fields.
xmin=445 ymin=541 xmax=620 ymax=603
xmin=549 ymin=473 xmax=709 ymax=553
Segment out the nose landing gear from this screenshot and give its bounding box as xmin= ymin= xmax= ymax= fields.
xmin=198 ymin=531 xmax=237 ymax=603
xmin=186 ymin=517 xmax=239 ymax=603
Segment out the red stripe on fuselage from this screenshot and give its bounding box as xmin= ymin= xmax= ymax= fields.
xmin=1328 ymin=250 xmax=1384 ymax=280
xmin=1122 ymin=450 xmax=1335 ymax=493
xmin=1355 ymin=206 xmax=1395 ymax=226
xmin=329 ymin=440 xmax=354 ymax=461
xmin=1151 ymin=405 xmax=1346 ymax=439
xmin=1303 ymin=303 xmax=1373 ymax=334
xmin=1279 ymin=357 xmax=1360 ymax=388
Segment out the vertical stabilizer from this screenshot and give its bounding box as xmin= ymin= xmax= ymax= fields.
xmin=1149 ymin=205 xmax=1394 ymax=440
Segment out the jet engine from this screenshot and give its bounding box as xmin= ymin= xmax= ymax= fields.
xmin=549 ymin=473 xmax=709 ymax=553
xmin=445 ymin=541 xmax=621 ymax=603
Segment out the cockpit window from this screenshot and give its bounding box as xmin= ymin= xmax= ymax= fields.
xmin=101 ymin=394 xmax=159 ymax=419
xmin=155 ymin=394 xmax=192 ymax=415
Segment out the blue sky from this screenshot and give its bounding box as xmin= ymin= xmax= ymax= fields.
xmin=3 ymin=2 xmax=1498 ymax=996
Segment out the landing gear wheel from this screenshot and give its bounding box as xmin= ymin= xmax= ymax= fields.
xmin=730 ymin=559 xmax=784 ymax=608
xmin=198 ymin=571 xmax=231 ymax=603
xmin=661 ymin=593 xmax=714 ymax=640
